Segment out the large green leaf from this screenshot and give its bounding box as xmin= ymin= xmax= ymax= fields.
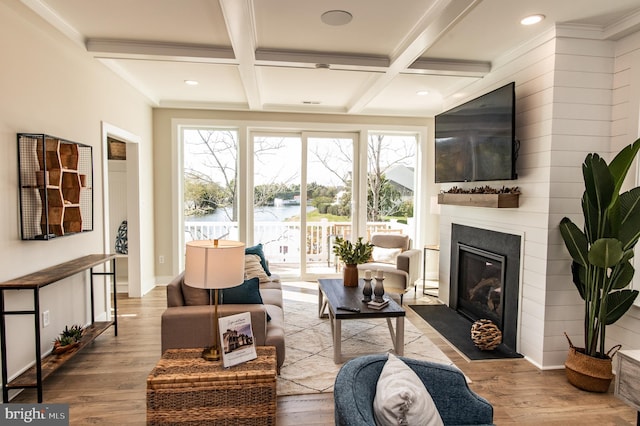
xmin=608 ymin=138 xmax=640 ymax=197
xmin=619 ymin=187 xmax=640 ymax=250
xmin=559 ymin=217 xmax=588 ymax=267
xmin=570 ymin=261 xmax=586 ymax=300
xmin=604 ymin=290 xmax=640 ymax=324
xmin=582 ymin=153 xmax=614 ymax=219
xmin=588 ymin=238 xmax=623 ymax=269
xmin=610 ymin=260 xmax=634 ymax=290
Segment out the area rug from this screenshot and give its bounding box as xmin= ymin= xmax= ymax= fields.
xmin=277 ymin=297 xmax=457 ymax=396
xmin=409 ymin=304 xmax=523 ymax=361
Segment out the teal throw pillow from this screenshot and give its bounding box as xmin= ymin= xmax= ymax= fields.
xmin=245 ymin=243 xmax=271 ymax=276
xmin=220 ymin=277 xmax=271 ymax=321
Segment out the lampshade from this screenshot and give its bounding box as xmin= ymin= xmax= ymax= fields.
xmin=184 ymin=240 xmax=245 ymax=290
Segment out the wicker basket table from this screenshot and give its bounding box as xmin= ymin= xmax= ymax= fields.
xmin=147 ymin=346 xmax=277 ymax=426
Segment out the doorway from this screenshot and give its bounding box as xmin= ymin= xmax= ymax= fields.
xmin=101 ymin=122 xmax=142 ymax=297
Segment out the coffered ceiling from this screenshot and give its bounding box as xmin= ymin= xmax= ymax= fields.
xmin=24 ymin=0 xmax=640 ymax=116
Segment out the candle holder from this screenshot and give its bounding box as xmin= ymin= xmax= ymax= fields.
xmin=362 ymin=278 xmax=373 ymax=302
xmin=374 ymin=276 xmax=385 ymax=303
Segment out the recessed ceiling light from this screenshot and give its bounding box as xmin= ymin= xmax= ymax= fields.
xmin=521 ymin=14 xmax=545 ymax=26
xmin=417 ymin=90 xmax=429 ymax=96
xmin=321 ymin=10 xmax=353 ymax=26
xmin=184 ymin=80 xmax=199 ymax=86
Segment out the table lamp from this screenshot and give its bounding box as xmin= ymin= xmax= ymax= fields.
xmin=184 ymin=239 xmax=245 ymax=361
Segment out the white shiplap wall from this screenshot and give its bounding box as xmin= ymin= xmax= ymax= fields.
xmin=609 ymin=30 xmax=640 ymax=355
xmin=546 ymin=34 xmax=615 ymax=367
xmin=438 ymin=26 xmax=640 ymax=369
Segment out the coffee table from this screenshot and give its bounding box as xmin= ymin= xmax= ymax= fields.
xmin=318 ymin=278 xmax=405 ymax=363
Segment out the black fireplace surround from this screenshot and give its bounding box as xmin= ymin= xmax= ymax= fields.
xmin=449 ymin=224 xmax=521 ymax=352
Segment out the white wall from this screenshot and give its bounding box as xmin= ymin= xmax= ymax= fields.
xmin=609 ymin=29 xmax=640 ymax=354
xmin=0 ymin=0 xmax=153 ymax=386
xmin=438 ymin=26 xmax=640 ymax=368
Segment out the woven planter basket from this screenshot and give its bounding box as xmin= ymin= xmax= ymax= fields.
xmin=564 ymin=333 xmax=620 ymax=393
xmin=470 ymin=319 xmax=502 ymax=351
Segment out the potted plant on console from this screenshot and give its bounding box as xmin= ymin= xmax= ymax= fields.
xmin=333 ymin=237 xmax=373 ymax=287
xmin=559 ymin=138 xmax=640 ymax=392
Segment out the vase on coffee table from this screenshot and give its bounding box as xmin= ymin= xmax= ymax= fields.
xmin=343 ymin=264 xmax=359 ymax=287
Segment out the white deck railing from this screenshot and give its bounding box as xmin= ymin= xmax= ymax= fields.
xmin=184 ymin=219 xmax=409 ymax=267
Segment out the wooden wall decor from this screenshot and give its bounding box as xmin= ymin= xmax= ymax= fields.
xmin=17 ymin=134 xmax=94 ymax=240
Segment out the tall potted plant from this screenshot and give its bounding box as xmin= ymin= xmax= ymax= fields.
xmin=559 ymin=138 xmax=640 ymax=392
xmin=333 ymin=236 xmax=373 ymax=287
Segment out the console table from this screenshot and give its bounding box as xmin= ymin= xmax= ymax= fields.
xmin=0 ymin=254 xmax=118 ymax=402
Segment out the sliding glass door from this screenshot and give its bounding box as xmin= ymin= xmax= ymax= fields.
xmin=179 ymin=126 xmax=417 ymax=280
xmin=251 ymin=132 xmax=356 ymax=279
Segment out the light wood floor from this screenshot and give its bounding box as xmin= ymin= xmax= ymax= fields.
xmin=10 ymin=284 xmax=637 ymax=425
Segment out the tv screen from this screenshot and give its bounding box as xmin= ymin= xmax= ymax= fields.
xmin=435 ymin=82 xmax=516 ymax=183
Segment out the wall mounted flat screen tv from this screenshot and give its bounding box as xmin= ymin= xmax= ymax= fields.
xmin=435 ymin=82 xmax=517 ymax=183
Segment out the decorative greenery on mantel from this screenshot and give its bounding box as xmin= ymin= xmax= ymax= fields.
xmin=443 ymin=185 xmax=520 ymax=195
xmin=438 ymin=186 xmax=521 ymax=208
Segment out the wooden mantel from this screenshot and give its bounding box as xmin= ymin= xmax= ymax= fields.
xmin=438 ymin=193 xmax=520 ymax=208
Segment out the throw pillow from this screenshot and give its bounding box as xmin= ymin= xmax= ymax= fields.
xmin=373 ymin=353 xmax=443 ymax=426
xmin=181 ymin=280 xmax=210 ymax=306
xmin=372 ymin=247 xmax=402 ymax=264
xmin=220 ymin=277 xmax=271 ymax=321
xmin=245 ymin=243 xmax=271 ymax=276
xmin=245 ymin=254 xmax=270 ymax=283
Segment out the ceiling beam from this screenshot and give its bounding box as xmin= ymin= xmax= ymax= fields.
xmin=347 ymin=0 xmax=482 ymax=114
xmin=219 ymin=0 xmax=262 ymax=110
xmin=407 ymin=58 xmax=490 ymax=77
xmin=255 ymin=49 xmax=389 ymax=69
xmin=86 ymin=39 xmax=236 ymax=63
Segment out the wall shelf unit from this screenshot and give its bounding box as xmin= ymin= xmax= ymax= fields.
xmin=18 ymin=134 xmax=93 ymax=240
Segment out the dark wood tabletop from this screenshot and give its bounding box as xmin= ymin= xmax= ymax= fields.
xmin=0 ymin=254 xmax=117 ymax=289
xmin=318 ymin=278 xmax=405 ymax=319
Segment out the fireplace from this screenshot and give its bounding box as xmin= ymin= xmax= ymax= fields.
xmin=450 ymin=224 xmax=521 ymax=352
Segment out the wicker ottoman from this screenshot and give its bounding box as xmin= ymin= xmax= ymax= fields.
xmin=147 ymin=346 xmax=277 ymax=426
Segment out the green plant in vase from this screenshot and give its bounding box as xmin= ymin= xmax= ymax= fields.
xmin=333 ymin=236 xmax=373 ymax=287
xmin=559 ymin=138 xmax=640 ymax=392
xmin=53 ymin=324 xmax=84 ymax=354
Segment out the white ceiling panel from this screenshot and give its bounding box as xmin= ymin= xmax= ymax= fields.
xmin=258 ymin=66 xmax=376 ymax=109
xmin=107 ymin=60 xmax=246 ymax=105
xmin=254 ymin=0 xmax=438 ymax=56
xmin=362 ymin=74 xmax=479 ymax=116
xmin=45 ymin=0 xmax=231 ymax=45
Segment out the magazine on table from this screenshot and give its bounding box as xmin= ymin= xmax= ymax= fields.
xmin=219 ymin=312 xmax=257 ymax=368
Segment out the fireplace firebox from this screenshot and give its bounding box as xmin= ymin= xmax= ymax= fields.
xmin=450 ymin=224 xmax=521 ymax=353
xmin=457 ymin=244 xmax=505 ymax=328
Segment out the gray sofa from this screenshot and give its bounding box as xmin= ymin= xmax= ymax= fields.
xmin=161 ymin=272 xmax=285 ymax=370
xmin=334 ymin=354 xmax=494 ymax=425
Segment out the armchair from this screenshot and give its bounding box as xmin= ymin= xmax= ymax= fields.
xmin=334 ymin=354 xmax=494 ymax=426
xmin=357 ymin=233 xmax=421 ymax=304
